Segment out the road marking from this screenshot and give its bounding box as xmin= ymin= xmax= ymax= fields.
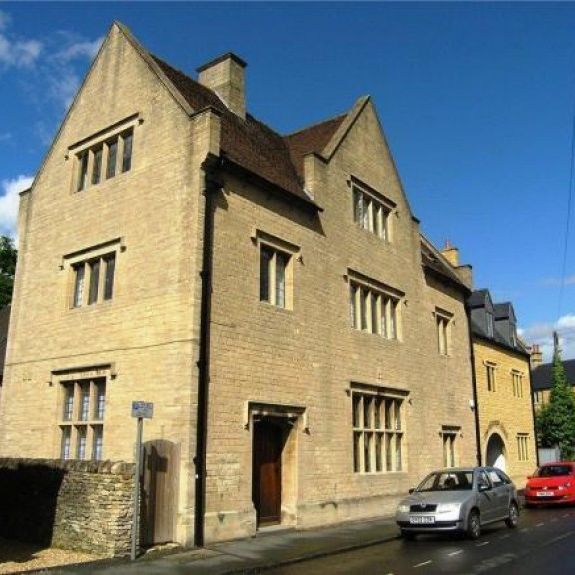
xmin=545 ymin=530 xmax=575 ymax=545
xmin=499 ymin=534 xmax=510 ymax=540
xmin=448 ymin=550 xmax=463 ymax=556
xmin=520 ymin=528 xmax=530 ymax=533
xmin=536 ymin=522 xmax=545 ymax=527
xmin=413 ymin=560 xmax=432 ymax=568
xmin=476 ymin=541 xmax=490 ymax=547
xmin=562 ymin=513 xmax=569 ymax=518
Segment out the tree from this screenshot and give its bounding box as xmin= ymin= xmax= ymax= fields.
xmin=0 ymin=235 xmax=17 ymax=307
xmin=536 ymin=335 xmax=575 ymax=459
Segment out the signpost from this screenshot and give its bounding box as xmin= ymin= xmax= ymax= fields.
xmin=131 ymin=401 xmax=153 ymax=561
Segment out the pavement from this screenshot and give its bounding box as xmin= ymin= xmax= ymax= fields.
xmin=51 ymin=515 xmax=400 ymax=575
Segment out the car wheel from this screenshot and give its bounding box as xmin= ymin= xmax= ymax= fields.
xmin=506 ymin=502 xmax=519 ymax=528
xmin=401 ymin=529 xmax=416 ymax=540
xmin=466 ymin=509 xmax=481 ymax=539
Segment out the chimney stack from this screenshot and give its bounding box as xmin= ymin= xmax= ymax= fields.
xmin=197 ymin=52 xmax=247 ymax=119
xmin=530 ymin=343 xmax=543 ymax=369
xmin=440 ymin=239 xmax=459 ymax=267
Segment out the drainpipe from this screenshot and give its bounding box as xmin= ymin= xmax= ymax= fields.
xmin=466 ymin=304 xmax=482 ymax=467
xmin=194 ymin=153 xmax=223 ymax=547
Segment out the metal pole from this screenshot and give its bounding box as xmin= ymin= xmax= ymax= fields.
xmin=131 ymin=416 xmax=143 ymax=561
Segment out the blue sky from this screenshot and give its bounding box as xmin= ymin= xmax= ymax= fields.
xmin=0 ymin=2 xmax=574 ymax=360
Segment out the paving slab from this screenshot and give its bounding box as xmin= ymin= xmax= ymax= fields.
xmin=48 ymin=515 xmax=399 ymax=575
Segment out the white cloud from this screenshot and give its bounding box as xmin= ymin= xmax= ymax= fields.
xmin=519 ymin=314 xmax=575 ymax=362
xmin=0 ymin=14 xmax=42 ymax=69
xmin=48 ymin=70 xmax=81 ymax=109
xmin=0 ymin=175 xmax=33 ymax=241
xmin=541 ymin=275 xmax=575 ymax=287
xmin=55 ymin=37 xmax=103 ymax=62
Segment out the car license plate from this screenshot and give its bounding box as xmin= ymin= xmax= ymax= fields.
xmin=409 ymin=516 xmax=435 ymax=525
xmin=537 ymin=491 xmax=554 ymax=497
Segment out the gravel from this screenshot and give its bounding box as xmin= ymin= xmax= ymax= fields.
xmin=0 ymin=537 xmax=103 ymax=574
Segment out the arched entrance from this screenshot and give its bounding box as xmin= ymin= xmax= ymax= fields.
xmin=486 ymin=433 xmax=506 ymax=471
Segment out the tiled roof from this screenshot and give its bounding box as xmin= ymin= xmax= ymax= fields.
xmin=532 ymin=359 xmax=575 ymax=391
xmin=284 ymin=115 xmax=347 ymax=179
xmin=420 ymin=236 xmax=469 ymax=291
xmin=152 ymin=56 xmax=318 ymax=205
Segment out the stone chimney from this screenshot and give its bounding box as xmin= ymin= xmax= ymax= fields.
xmin=530 ymin=344 xmax=543 ymax=369
xmin=440 ymin=240 xmax=459 ymax=267
xmin=197 ymin=53 xmax=247 ymax=119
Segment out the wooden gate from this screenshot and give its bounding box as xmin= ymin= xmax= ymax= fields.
xmin=252 ymin=419 xmax=285 ymax=526
xmin=141 ymin=439 xmax=179 ymax=545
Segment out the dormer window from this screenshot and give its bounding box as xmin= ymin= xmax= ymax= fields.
xmin=486 ymin=312 xmax=494 ymax=338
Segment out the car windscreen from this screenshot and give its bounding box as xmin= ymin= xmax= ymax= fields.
xmin=416 ymin=471 xmax=474 ymax=492
xmin=535 ymin=465 xmax=572 ymax=477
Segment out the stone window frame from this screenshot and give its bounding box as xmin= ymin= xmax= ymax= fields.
xmin=516 ymin=433 xmax=530 ymax=461
xmin=67 ymin=113 xmax=140 ymax=195
xmin=484 ymin=361 xmax=497 ymax=392
xmin=62 ymin=238 xmax=124 ymax=311
xmin=434 ymin=307 xmax=453 ymax=356
xmin=350 ymin=382 xmax=408 ymax=475
xmin=252 ymin=229 xmax=299 ymax=311
xmin=349 ymin=176 xmax=396 ymax=243
xmin=511 ymin=370 xmax=524 ymax=399
xmin=52 ymin=364 xmax=115 ymax=461
xmin=347 ymin=269 xmax=403 ymax=341
xmin=440 ymin=425 xmax=461 ymax=467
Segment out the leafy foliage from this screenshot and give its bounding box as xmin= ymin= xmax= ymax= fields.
xmin=536 ymin=344 xmax=575 ymax=459
xmin=0 ymin=235 xmax=17 ymax=307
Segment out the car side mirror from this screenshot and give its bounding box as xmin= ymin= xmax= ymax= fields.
xmin=478 ymin=483 xmax=490 ymax=492
xmin=408 ymin=488 xmax=415 ymax=494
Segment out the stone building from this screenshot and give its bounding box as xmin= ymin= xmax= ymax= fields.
xmin=0 ymin=22 xmax=478 ymax=546
xmin=532 ymin=357 xmax=575 ymax=410
xmin=467 ymin=289 xmax=536 ymax=486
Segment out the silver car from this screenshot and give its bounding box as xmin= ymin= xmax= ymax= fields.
xmin=396 ymin=467 xmax=519 ymax=539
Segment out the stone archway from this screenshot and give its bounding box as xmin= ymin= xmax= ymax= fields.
xmin=486 ymin=433 xmax=506 ymax=471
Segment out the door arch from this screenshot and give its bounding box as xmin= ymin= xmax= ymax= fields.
xmin=486 ymin=433 xmax=506 ymax=471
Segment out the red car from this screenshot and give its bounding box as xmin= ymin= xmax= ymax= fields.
xmin=525 ymin=462 xmax=575 ymax=506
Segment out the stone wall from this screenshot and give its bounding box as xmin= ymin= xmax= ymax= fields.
xmin=0 ymin=458 xmax=134 ymax=557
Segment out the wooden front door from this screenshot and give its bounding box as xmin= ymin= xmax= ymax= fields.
xmin=141 ymin=440 xmax=179 ymax=545
xmin=253 ymin=419 xmax=284 ymax=526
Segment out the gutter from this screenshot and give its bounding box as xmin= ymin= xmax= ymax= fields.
xmin=194 ymin=153 xmax=224 ymax=547
xmin=466 ymin=303 xmax=483 ymax=466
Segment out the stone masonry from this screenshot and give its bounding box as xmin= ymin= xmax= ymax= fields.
xmin=0 ymin=458 xmax=134 ymax=557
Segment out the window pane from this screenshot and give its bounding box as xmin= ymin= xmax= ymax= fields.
xmin=92 ymin=147 xmax=103 ymax=185
xmin=73 ymin=263 xmax=85 ymax=308
xmin=364 ymin=432 xmax=372 ymax=472
xmin=80 ymin=383 xmax=90 ymax=421
xmin=275 ymin=251 xmax=287 ymax=308
xmin=77 ymin=426 xmax=87 ymax=459
xmin=364 ymin=396 xmax=372 ymax=429
xmin=77 ymin=152 xmax=89 ymax=191
xmin=395 ymin=400 xmax=402 ymax=430
xmin=375 ymin=433 xmax=382 ymax=472
xmin=88 ymin=259 xmax=100 ymax=305
xmin=396 ymin=434 xmax=402 ymax=471
xmin=385 ymin=433 xmax=393 ymax=471
xmin=94 ymin=380 xmax=106 ymax=420
xmin=103 ymin=254 xmax=116 ymax=300
xmin=93 ymin=425 xmax=103 ymax=460
xmin=389 ymin=300 xmax=397 ymax=339
xmin=122 ymin=131 xmax=133 ymax=173
xmin=61 ymin=427 xmax=71 ymax=460
xmin=106 ymin=139 xmax=118 ymax=179
xmin=374 ymin=398 xmax=381 ymax=429
xmin=381 ymin=298 xmax=388 ymax=338
xmin=350 ymin=285 xmax=357 ymax=328
xmin=63 ymin=384 xmax=74 ymax=421
xmin=362 ymin=198 xmax=370 ymax=230
xmin=371 ymin=293 xmax=378 ymax=334
xmin=381 ymin=210 xmax=388 ymax=241
xmin=385 ymin=400 xmax=392 ymax=429
xmin=352 ymin=394 xmax=361 ymax=427
xmin=353 ymin=188 xmax=361 ymax=224
xmin=353 ymin=432 xmax=361 ymax=472
xmin=361 ymin=288 xmax=368 ymax=330
xmin=259 ymin=246 xmax=272 ymax=302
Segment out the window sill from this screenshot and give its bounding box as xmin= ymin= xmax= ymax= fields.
xmin=258 ymin=300 xmax=293 ymax=314
xmin=69 ymin=300 xmax=114 ymax=313
xmin=354 ymin=470 xmax=408 ymax=476
xmin=351 ymin=328 xmax=401 ymax=343
xmin=59 ymin=419 xmax=104 ymax=426
xmin=74 ymin=169 xmax=131 ymax=196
